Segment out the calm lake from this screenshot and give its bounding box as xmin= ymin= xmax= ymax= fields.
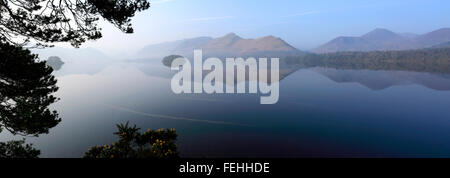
xmin=2 ymin=59 xmax=450 ymax=158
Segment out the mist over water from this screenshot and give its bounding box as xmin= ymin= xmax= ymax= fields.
xmin=2 ymin=55 xmax=450 ymax=157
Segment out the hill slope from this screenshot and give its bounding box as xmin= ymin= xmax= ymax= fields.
xmin=313 ymin=28 xmax=450 ymax=53
xmin=137 ymin=33 xmax=304 ymax=59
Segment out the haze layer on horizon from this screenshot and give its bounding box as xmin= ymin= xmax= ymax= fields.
xmin=77 ymin=0 xmax=450 ymax=54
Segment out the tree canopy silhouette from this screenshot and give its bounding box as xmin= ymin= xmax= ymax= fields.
xmin=0 ymin=0 xmax=150 ymax=47
xmin=0 ymin=0 xmax=151 ymax=158
xmin=84 ymin=122 xmax=179 ymax=159
xmin=0 ymin=0 xmax=151 ymax=136
xmin=0 ymin=139 xmax=40 ymax=158
xmin=0 ymin=41 xmax=60 ymax=136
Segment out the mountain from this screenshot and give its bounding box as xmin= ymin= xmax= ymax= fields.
xmin=32 ymin=47 xmax=113 ymax=75
xmin=201 ymin=33 xmax=303 ymax=57
xmin=33 ymin=47 xmax=111 ymax=62
xmin=399 ymin=32 xmax=420 ymax=39
xmin=431 ymin=41 xmax=450 ymax=48
xmin=313 ymin=28 xmax=450 ymax=53
xmin=312 ymin=37 xmax=372 ymax=53
xmin=137 ymin=33 xmax=304 ymax=59
xmin=413 ymin=28 xmax=450 ymax=47
xmin=137 ymin=37 xmax=212 ymax=58
xmin=313 ymin=28 xmax=410 ymax=53
xmin=361 ymin=28 xmax=405 ymax=44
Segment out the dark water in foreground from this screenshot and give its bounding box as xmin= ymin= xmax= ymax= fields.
xmin=2 ymin=61 xmax=450 ymax=158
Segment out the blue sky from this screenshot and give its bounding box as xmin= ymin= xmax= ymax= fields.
xmin=82 ymin=0 xmax=450 ymax=53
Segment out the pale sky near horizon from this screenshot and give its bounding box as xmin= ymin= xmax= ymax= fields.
xmin=78 ymin=0 xmax=450 ymax=55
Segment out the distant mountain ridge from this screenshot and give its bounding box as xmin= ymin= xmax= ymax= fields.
xmin=137 ymin=33 xmax=304 ymax=59
xmin=32 ymin=47 xmax=113 ymax=75
xmin=432 ymin=41 xmax=450 ymax=49
xmin=313 ymin=28 xmax=450 ymax=53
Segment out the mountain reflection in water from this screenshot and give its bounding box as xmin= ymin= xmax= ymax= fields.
xmin=2 ymin=55 xmax=450 ymax=158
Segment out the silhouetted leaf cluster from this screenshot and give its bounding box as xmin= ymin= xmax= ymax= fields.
xmin=0 ymin=0 xmax=152 ymax=158
xmin=0 ymin=0 xmax=150 ymax=47
xmin=0 ymin=139 xmax=40 ymax=158
xmin=84 ymin=122 xmax=179 ymax=158
xmin=0 ymin=41 xmax=61 ymax=136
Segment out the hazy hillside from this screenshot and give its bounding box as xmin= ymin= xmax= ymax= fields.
xmin=137 ymin=37 xmax=212 ymax=58
xmin=136 ymin=33 xmax=304 ymax=59
xmin=432 ymin=41 xmax=450 ymax=48
xmin=199 ymin=33 xmax=303 ymax=57
xmin=361 ymin=28 xmax=405 ymax=44
xmin=32 ymin=47 xmax=113 ymax=75
xmin=172 ymin=37 xmax=213 ymax=55
xmin=313 ymin=28 xmax=450 ymax=53
xmin=414 ymin=28 xmax=450 ymax=47
xmin=399 ymin=32 xmax=420 ymax=39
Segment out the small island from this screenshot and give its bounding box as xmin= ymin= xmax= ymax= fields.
xmin=162 ymin=55 xmax=185 ymax=68
xmin=46 ymin=56 xmax=65 ymax=71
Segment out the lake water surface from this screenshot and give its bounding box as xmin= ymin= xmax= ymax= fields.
xmin=2 ymin=61 xmax=450 ymax=158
